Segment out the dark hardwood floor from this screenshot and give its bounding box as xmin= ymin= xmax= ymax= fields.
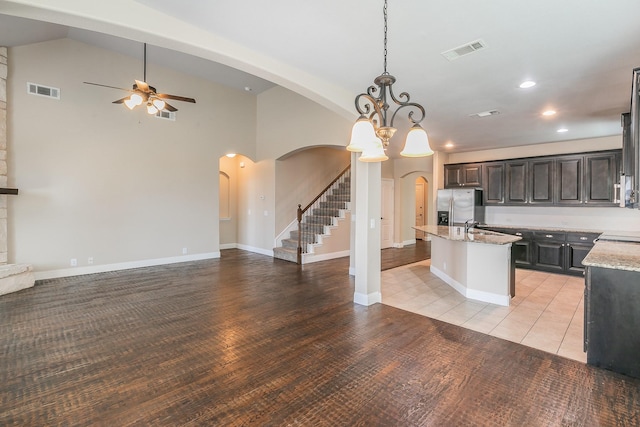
xmin=381 ymin=239 xmax=430 ymax=270
xmin=1 ymin=249 xmax=638 ymax=426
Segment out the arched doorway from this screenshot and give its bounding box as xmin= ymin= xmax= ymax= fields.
xmin=415 ymin=176 xmax=428 ymax=240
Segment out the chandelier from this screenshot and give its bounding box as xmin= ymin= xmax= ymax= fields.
xmin=347 ymin=0 xmax=434 ymax=162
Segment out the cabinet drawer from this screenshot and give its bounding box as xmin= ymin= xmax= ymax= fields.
xmin=511 ymin=230 xmax=534 ymax=239
xmin=534 ymin=231 xmax=566 ymax=242
xmin=567 ymin=232 xmax=600 ymax=244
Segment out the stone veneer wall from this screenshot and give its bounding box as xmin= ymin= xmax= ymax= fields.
xmin=0 ymin=47 xmax=8 ymax=264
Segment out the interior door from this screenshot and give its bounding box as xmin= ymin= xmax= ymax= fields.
xmin=415 ymin=180 xmax=425 ymax=239
xmin=381 ymin=178 xmax=394 ymax=249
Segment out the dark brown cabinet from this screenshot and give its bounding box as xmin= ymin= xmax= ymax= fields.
xmin=449 ymin=149 xmax=621 ymax=206
xmin=584 ymin=152 xmax=618 ymax=205
xmin=483 ymin=162 xmax=505 ymax=204
xmin=555 ymin=156 xmax=583 ymax=205
xmin=444 ymin=163 xmax=482 ymax=188
xmin=529 ymin=159 xmax=554 ymax=204
xmin=533 ymin=232 xmax=566 ymax=272
xmin=505 ymin=161 xmax=528 ymax=203
xmin=478 ymin=227 xmax=598 ymax=276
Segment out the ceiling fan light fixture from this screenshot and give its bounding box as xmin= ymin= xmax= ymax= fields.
xmin=153 ymin=99 xmax=166 ymax=110
xmin=124 ymin=98 xmax=137 ymax=110
xmin=146 ymin=103 xmax=158 ymax=115
xmin=130 ymin=93 xmax=143 ymax=106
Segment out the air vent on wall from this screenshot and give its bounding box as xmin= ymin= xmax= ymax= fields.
xmin=469 ymin=110 xmax=500 ymax=118
xmin=155 ymin=110 xmax=176 ymax=121
xmin=27 ymin=82 xmax=60 ymax=99
xmin=441 ymin=39 xmax=487 ymax=61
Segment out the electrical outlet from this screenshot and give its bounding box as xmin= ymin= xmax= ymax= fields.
xmin=70 ymin=258 xmax=77 ymax=267
xmin=182 ymin=247 xmax=188 ymax=255
xmin=443 ymin=261 xmax=447 ymax=271
xmin=87 ymin=257 xmax=94 ymax=265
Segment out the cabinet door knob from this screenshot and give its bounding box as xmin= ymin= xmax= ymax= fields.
xmin=580 ymin=236 xmax=588 ymax=240
xmin=545 ymin=234 xmax=553 ymax=238
xmin=515 ymin=232 xmax=522 ymax=236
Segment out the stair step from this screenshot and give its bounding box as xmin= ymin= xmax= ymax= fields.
xmin=289 ymin=230 xmax=318 ymax=244
xmin=319 ymin=201 xmax=348 ymax=209
xmin=282 ymin=238 xmax=298 ymax=249
xmin=326 ymin=194 xmax=350 ymax=202
xmin=305 ymin=215 xmax=333 ymax=225
xmin=312 ymin=208 xmax=340 ymax=217
xmin=273 ymin=247 xmax=298 ymax=263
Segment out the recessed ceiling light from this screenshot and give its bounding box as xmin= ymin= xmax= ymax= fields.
xmin=244 ymin=86 xmax=253 ymax=92
xmin=226 ymin=153 xmax=237 ymax=158
xmin=557 ymin=128 xmax=569 ymax=133
xmin=445 ymin=142 xmax=454 ymax=149
xmin=519 ymin=80 xmax=536 ymax=89
xmin=542 ymin=110 xmax=556 ymax=116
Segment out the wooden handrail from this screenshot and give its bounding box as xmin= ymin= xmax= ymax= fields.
xmin=296 ymin=164 xmax=351 ymax=264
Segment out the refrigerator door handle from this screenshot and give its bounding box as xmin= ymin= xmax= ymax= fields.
xmin=448 ymin=197 xmax=453 ymax=226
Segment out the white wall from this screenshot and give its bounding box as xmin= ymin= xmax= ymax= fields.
xmin=8 ymin=39 xmax=257 ymax=275
xmin=219 ymin=155 xmax=239 ymax=246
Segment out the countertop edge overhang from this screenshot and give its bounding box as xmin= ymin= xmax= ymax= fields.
xmin=414 ymin=225 xmax=521 ymax=245
xmin=583 ymin=241 xmax=640 ymax=273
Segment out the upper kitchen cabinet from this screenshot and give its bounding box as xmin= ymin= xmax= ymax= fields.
xmin=529 ymin=159 xmax=554 ymax=204
xmin=482 ymin=162 xmax=505 ymax=204
xmin=555 ymin=155 xmax=583 ymax=205
xmin=444 ymin=163 xmax=482 ymax=188
xmin=505 ymin=160 xmax=528 ymax=204
xmin=584 ymin=151 xmax=620 ymax=205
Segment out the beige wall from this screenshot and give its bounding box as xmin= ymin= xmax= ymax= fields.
xmin=8 ymin=39 xmax=257 ymax=274
xmin=256 ymin=86 xmax=352 ymax=161
xmin=275 ymin=147 xmax=349 ymax=234
xmin=219 ymin=155 xmax=239 ymax=246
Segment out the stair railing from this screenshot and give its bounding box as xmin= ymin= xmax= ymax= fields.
xmin=296 ymin=164 xmax=351 ymax=264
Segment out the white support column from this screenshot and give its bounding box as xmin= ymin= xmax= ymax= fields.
xmin=353 ymin=158 xmax=382 ymax=306
xmin=348 ymin=152 xmax=357 ymax=276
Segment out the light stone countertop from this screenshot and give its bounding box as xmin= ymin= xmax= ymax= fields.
xmin=414 ymin=225 xmax=521 ymax=245
xmin=582 ymin=241 xmax=640 ymax=272
xmin=480 ymin=224 xmax=603 ymax=235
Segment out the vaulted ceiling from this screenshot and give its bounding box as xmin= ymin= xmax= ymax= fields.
xmin=1 ymin=0 xmax=640 ymax=155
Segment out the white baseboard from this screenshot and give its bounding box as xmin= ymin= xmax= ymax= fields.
xmin=430 ymin=265 xmax=509 ymax=307
xmin=235 ymin=244 xmax=274 ymax=257
xmin=219 ymin=243 xmax=237 ymax=250
xmin=34 ymin=252 xmax=221 ymax=281
xmin=353 ymin=291 xmax=382 ymax=306
xmin=349 ymin=266 xmax=356 ymax=276
xmin=302 ymin=250 xmax=350 ymax=264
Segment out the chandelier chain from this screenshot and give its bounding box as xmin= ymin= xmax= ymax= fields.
xmin=383 ymin=0 xmax=388 ymax=75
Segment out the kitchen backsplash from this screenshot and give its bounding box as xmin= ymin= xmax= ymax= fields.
xmin=485 ymin=206 xmax=640 ymax=232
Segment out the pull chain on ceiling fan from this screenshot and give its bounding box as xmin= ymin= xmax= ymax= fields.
xmin=84 ymin=43 xmax=196 ymax=115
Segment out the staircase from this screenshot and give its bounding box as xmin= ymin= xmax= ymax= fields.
xmin=273 ymin=168 xmax=350 ymax=263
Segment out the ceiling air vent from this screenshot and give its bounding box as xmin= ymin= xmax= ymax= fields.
xmin=27 ymin=82 xmax=60 ymax=99
xmin=441 ymin=39 xmax=487 ymax=61
xmin=469 ymin=110 xmax=500 ymax=118
xmin=155 ymin=110 xmax=176 ymax=121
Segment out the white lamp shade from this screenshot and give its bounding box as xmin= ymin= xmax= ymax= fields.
xmin=359 ymin=138 xmax=388 ymax=162
xmin=400 ymin=125 xmax=434 ymax=157
xmin=124 ymin=98 xmax=137 ymax=110
xmin=153 ymin=99 xmax=166 ymax=110
xmin=146 ymin=103 xmax=158 ymax=115
xmin=347 ymin=117 xmax=377 ymax=152
xmin=130 ymin=93 xmax=143 ymax=106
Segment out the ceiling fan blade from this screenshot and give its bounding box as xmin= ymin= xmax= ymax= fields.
xmin=83 ymin=81 xmax=132 ymax=92
xmin=156 ymin=93 xmax=196 ymax=103
xmin=112 ymin=97 xmax=129 ymax=104
xmin=135 ymin=80 xmax=151 ymax=93
xmin=163 ymin=102 xmax=178 ymax=112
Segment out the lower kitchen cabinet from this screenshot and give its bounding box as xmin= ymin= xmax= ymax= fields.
xmin=480 ymin=227 xmax=598 ymax=276
xmin=533 ymin=232 xmax=566 ymax=272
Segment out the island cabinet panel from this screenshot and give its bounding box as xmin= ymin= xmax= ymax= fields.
xmin=505 ymin=161 xmax=528 ymax=203
xmin=584 ymin=152 xmax=619 ymax=205
xmin=483 ymin=162 xmax=505 ymax=204
xmin=529 ymin=159 xmax=554 ymax=204
xmin=555 ymin=156 xmax=583 ymax=204
xmin=444 ymin=164 xmax=482 ymax=188
xmin=511 ymin=230 xmax=534 ymax=267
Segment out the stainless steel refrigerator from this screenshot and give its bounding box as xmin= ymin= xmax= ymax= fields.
xmin=436 ymin=188 xmax=485 ymax=226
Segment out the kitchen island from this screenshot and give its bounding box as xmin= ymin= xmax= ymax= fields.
xmin=582 ymin=234 xmax=640 ymax=379
xmin=414 ymin=225 xmax=521 ymax=306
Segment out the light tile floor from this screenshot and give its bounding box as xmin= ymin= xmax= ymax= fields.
xmin=381 ymin=260 xmax=586 ymax=363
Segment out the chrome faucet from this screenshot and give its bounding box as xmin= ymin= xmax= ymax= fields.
xmin=464 ymin=219 xmax=478 ymax=233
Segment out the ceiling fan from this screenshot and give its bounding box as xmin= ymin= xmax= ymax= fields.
xmin=84 ymin=43 xmax=196 ymax=115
